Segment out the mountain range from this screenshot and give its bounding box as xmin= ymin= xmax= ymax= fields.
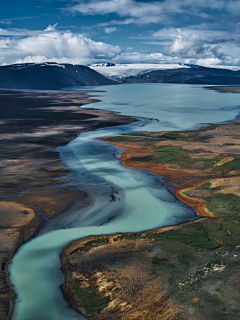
xmin=122 ymin=65 xmax=240 ymax=85
xmin=1 ymin=63 xmax=240 ymax=89
xmin=0 ymin=62 xmax=117 ymax=89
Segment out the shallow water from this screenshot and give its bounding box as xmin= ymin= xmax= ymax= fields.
xmin=9 ymin=84 xmax=240 ymax=320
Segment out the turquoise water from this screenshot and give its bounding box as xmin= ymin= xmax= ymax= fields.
xmin=9 ymin=84 xmax=240 ymax=320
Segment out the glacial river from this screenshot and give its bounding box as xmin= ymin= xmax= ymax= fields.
xmin=9 ymin=84 xmax=240 ymax=320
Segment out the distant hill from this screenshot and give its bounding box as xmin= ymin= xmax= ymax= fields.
xmin=122 ymin=65 xmax=240 ymax=85
xmin=0 ymin=63 xmax=117 ymax=89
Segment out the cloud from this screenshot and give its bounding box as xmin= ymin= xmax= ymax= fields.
xmin=68 ymin=0 xmax=167 ymax=24
xmin=150 ymin=27 xmax=240 ymax=66
xmin=112 ymin=52 xmax=176 ymax=64
xmin=0 ymin=25 xmax=175 ymax=65
xmin=44 ymin=23 xmax=58 ymax=32
xmin=68 ymin=0 xmax=240 ymax=25
xmin=0 ymin=28 xmax=121 ymax=65
xmin=0 ymin=20 xmax=12 ymax=25
xmin=104 ymin=27 xmax=117 ymax=34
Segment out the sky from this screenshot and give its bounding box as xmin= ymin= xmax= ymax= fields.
xmin=1 ymin=0 xmax=240 ymax=66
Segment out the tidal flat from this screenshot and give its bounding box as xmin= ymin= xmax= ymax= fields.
xmin=0 ymin=89 xmax=133 ymax=319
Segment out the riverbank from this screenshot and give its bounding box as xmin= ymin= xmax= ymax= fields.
xmin=0 ymin=89 xmax=133 ymax=319
xmin=102 ymin=121 xmax=240 ymax=217
xmin=61 ymin=120 xmax=240 ymax=319
xmin=61 ymin=217 xmax=240 ymax=320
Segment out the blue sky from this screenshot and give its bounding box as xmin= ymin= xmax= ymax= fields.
xmin=1 ymin=0 xmax=240 ymax=66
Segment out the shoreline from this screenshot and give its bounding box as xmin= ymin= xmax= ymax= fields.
xmin=0 ymin=89 xmax=134 ymax=319
xmin=61 ymin=120 xmax=240 ymax=319
xmin=3 ymin=86 xmax=240 ymax=319
xmin=101 ymin=120 xmax=240 ymax=217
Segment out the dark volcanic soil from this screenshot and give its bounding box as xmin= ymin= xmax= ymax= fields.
xmin=0 ymin=89 xmax=133 ymax=319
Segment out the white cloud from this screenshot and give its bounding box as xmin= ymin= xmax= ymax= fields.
xmin=104 ymin=27 xmax=117 ymax=34
xmin=68 ymin=0 xmax=240 ymax=25
xmin=112 ymin=52 xmax=176 ymax=64
xmin=44 ymin=23 xmax=58 ymax=32
xmin=0 ymin=28 xmax=121 ymax=65
xmin=68 ymin=0 xmax=167 ymax=24
xmin=151 ymin=27 xmax=238 ymax=64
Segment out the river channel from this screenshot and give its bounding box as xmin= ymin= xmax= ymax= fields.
xmin=9 ymin=84 xmax=240 ymax=320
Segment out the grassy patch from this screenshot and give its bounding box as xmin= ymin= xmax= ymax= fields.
xmin=177 ymin=253 xmax=195 ymax=266
xmin=135 ymin=145 xmax=192 ymax=164
xmin=213 ymin=156 xmax=240 ymax=174
xmin=152 ymin=257 xmax=168 ymax=273
xmin=73 ymin=284 xmax=110 ymax=315
xmin=132 ymin=145 xmax=222 ymax=171
xmin=204 ymin=193 xmax=240 ymax=218
xmin=146 ymin=218 xmax=240 ymax=250
xmin=146 ymin=223 xmax=220 ymax=250
xmin=195 ymin=181 xmax=222 ymax=191
xmin=231 ymin=134 xmax=240 ymax=139
xmin=123 ymin=233 xmax=145 ymax=240
xmin=70 ymin=238 xmax=108 ymax=254
xmin=104 ymin=136 xmax=134 ymax=143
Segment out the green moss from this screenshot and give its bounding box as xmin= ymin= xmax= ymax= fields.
xmin=208 ymin=86 xmax=240 ymax=93
xmin=105 ymin=136 xmax=134 ymax=142
xmin=141 ymin=145 xmax=192 ymax=164
xmin=196 ymin=181 xmax=222 ymax=191
xmin=131 ymin=145 xmax=224 ymax=171
xmin=205 ymin=193 xmax=240 ymax=217
xmin=73 ymin=284 xmax=110 ymax=315
xmin=155 ymin=131 xmax=212 ymax=143
xmin=123 ymin=132 xmax=148 ymax=137
xmin=70 ymin=238 xmax=108 ymax=254
xmin=152 ymin=257 xmax=168 ymax=273
xmin=231 ymin=134 xmax=240 ymax=139
xmin=213 ymin=156 xmax=240 ymax=174
xmin=158 ymin=132 xmax=185 ymax=139
xmin=177 ymin=253 xmax=195 ymax=266
xmin=197 ymin=124 xmax=220 ymax=132
xmin=146 ymin=223 xmax=220 ymax=250
xmin=145 ymin=218 xmax=240 ymax=250
xmin=142 ymin=139 xmax=158 ymax=146
xmin=123 ymin=233 xmax=145 ymax=240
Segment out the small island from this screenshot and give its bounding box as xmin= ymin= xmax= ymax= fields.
xmin=61 ymin=119 xmax=240 ymax=319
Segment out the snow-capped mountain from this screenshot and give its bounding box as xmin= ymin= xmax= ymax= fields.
xmin=90 ymin=63 xmax=240 ymax=85
xmin=89 ymin=63 xmax=188 ymax=80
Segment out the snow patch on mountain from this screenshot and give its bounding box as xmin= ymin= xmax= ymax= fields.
xmin=90 ymin=63 xmax=240 ymax=80
xmin=89 ymin=63 xmax=189 ymax=79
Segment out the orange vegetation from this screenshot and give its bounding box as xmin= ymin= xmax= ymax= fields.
xmin=174 ymin=181 xmax=214 ymax=217
xmin=100 ymin=139 xmax=212 ymax=217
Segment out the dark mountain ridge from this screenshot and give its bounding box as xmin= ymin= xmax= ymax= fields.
xmin=0 ymin=62 xmax=117 ymax=89
xmin=123 ymin=64 xmax=240 ymax=85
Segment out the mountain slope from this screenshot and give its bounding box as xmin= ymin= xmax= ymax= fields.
xmin=0 ymin=63 xmax=117 ymax=89
xmin=123 ymin=65 xmax=240 ymax=85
